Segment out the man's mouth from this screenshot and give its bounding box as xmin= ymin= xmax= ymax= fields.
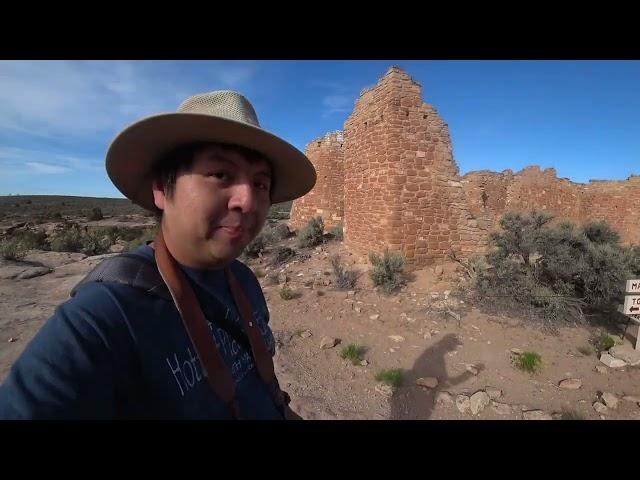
xmin=218 ymin=225 xmax=246 ymax=238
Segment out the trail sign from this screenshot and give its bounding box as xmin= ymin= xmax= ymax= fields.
xmin=622 ymin=295 xmax=640 ymax=315
xmin=626 ymin=279 xmax=640 ymax=294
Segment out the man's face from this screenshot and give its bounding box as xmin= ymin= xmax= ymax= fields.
xmin=153 ymin=144 xmax=272 ymax=269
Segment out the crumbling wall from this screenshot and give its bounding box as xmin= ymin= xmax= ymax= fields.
xmin=289 ymin=131 xmax=344 ymax=232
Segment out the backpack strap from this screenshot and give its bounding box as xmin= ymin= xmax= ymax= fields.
xmin=225 ymin=266 xmax=294 ymax=416
xmin=70 ymin=252 xmax=170 ymax=300
xmin=69 ymin=251 xmax=254 ymax=363
xmin=154 ymin=230 xmax=243 ymax=419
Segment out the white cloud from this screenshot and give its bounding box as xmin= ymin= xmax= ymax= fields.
xmin=322 ymin=94 xmax=353 ymax=112
xmin=314 ymin=79 xmax=356 ymax=117
xmin=0 ymin=60 xmax=262 ymax=140
xmin=0 ymin=146 xmax=103 ymax=175
xmin=213 ymin=62 xmax=260 ymax=88
xmin=25 ymin=162 xmax=71 ymax=174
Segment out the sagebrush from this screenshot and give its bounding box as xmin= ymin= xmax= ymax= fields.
xmin=474 ymin=212 xmax=640 ymax=327
xmin=369 ymin=248 xmax=406 ymax=294
xmin=297 ymin=217 xmax=324 ymax=248
xmin=330 ymin=254 xmax=358 ymax=290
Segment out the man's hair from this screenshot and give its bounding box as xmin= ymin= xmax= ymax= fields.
xmin=150 ymin=141 xmax=273 ymax=218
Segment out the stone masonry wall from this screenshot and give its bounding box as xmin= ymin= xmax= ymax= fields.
xmin=289 ymin=131 xmax=344 ymax=232
xmin=462 ymin=168 xmax=640 ymax=245
xmin=343 ymin=67 xmax=485 ymax=267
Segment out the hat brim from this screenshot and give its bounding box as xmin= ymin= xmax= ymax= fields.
xmin=105 ymin=113 xmax=317 ymax=211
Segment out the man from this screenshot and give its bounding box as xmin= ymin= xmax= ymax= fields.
xmin=0 ymin=90 xmax=317 ymax=419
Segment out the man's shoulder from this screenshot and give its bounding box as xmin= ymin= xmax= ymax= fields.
xmin=64 ymin=280 xmax=155 ymax=319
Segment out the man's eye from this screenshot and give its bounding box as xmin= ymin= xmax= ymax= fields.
xmin=255 ymin=181 xmax=270 ymax=191
xmin=209 ymin=172 xmax=229 ymax=181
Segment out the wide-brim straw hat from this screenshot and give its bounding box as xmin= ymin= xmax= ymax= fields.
xmin=106 ymin=90 xmax=316 ymax=211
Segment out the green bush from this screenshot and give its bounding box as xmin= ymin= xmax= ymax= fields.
xmin=123 ymin=226 xmax=158 ymax=252
xmin=330 ymin=224 xmax=343 ymax=241
xmin=0 ymin=239 xmax=26 ymax=260
xmin=88 ymin=207 xmax=104 ymax=221
xmin=50 ymin=222 xmax=85 ymax=253
xmin=330 ymin=254 xmax=358 ymax=290
xmin=375 ymin=369 xmax=403 ymax=387
xmin=559 ymin=408 xmax=585 ymax=420
xmin=81 ymin=230 xmax=111 ymax=256
xmin=13 ymin=229 xmax=48 ymax=250
xmin=512 ymin=351 xmax=542 ymax=374
xmin=270 ymin=246 xmax=296 ymax=266
xmin=100 ymin=226 xmax=145 ymax=244
xmin=263 ymin=223 xmax=290 ymax=243
xmin=341 ymin=344 xmax=365 ymax=365
xmin=244 ymin=234 xmax=265 ymax=258
xmin=297 ymin=217 xmax=324 ymax=248
xmin=369 ymin=248 xmax=406 ymax=294
xmin=594 ymin=333 xmax=615 ymax=352
xmin=49 ymin=222 xmax=110 ymax=255
xmin=475 ymin=212 xmax=640 ymax=326
xmin=279 ymin=285 xmax=299 ymax=300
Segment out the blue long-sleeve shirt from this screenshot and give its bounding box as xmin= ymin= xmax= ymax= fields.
xmin=0 ymin=245 xmax=283 ymax=419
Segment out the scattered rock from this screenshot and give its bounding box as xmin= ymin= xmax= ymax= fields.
xmin=485 ymin=387 xmax=503 ymax=400
xmin=456 ymin=395 xmax=470 ymax=414
xmin=559 ymin=378 xmax=582 ymax=390
xmin=434 ymin=265 xmax=443 ymax=277
xmin=18 ymin=266 xmax=52 ymax=279
xmin=511 ymin=348 xmax=523 ymax=355
xmin=388 ymin=335 xmax=405 ymax=343
xmin=347 ymin=290 xmax=355 ymax=296
xmin=360 ymin=360 xmax=369 ymax=366
xmin=595 ymin=365 xmax=608 ymax=374
xmin=523 ymin=410 xmax=553 ymax=420
xmin=0 ymin=265 xmax=35 ymax=280
xmin=600 ymin=353 xmax=627 ymax=368
xmin=354 ymin=306 xmax=362 ymax=313
xmin=416 ymin=377 xmax=438 ymax=389
xmin=22 ymin=251 xmax=86 ymax=268
xmin=434 ymin=391 xmax=454 ymax=407
xmin=601 ymin=392 xmax=618 ymax=409
xmin=443 ymin=290 xmax=451 ymax=297
xmin=609 ymin=345 xmax=640 ymax=366
xmin=369 ymin=314 xmax=380 ymax=321
xmin=109 ymin=244 xmax=125 ymax=253
xmin=465 ymin=364 xmax=479 ymax=376
xmin=8 ymin=337 xmax=17 ymax=343
xmin=423 ymin=332 xmax=432 ymax=339
xmin=300 ymin=330 xmax=312 ymax=338
xmin=470 ymin=391 xmax=491 ymax=415
xmin=320 ymin=337 xmax=339 ymax=350
xmin=622 ymin=395 xmax=640 ymax=403
xmin=375 ymin=384 xmax=394 ymax=397
xmin=593 ymin=402 xmax=608 ymax=414
xmin=491 ymin=402 xmax=511 ymax=415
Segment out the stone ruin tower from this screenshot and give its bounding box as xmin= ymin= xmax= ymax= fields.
xmin=290 ymin=66 xmax=486 ymax=267
xmin=342 ymin=67 xmax=484 ymax=266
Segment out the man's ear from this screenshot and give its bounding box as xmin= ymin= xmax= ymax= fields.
xmin=151 ymin=178 xmax=166 ymax=211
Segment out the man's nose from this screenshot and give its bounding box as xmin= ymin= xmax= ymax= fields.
xmin=228 ymin=181 xmax=256 ymax=213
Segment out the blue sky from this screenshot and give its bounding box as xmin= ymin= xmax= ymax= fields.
xmin=1 ymin=60 xmax=638 ymax=198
